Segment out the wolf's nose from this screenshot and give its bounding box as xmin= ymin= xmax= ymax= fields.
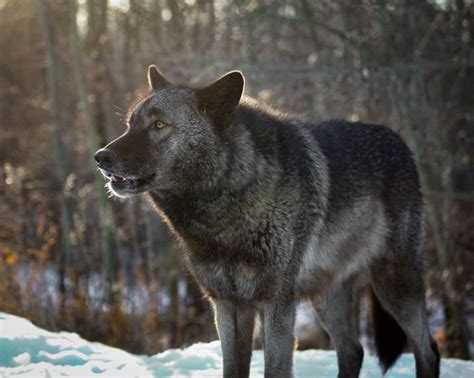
xmin=94 ymin=148 xmax=117 ymax=169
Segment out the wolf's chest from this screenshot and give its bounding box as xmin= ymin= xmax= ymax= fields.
xmin=189 ymin=259 xmax=266 ymax=301
xmin=151 ymin=191 xmax=293 ymax=300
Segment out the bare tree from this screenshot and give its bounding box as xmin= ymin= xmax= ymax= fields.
xmin=69 ymin=0 xmax=117 ymax=304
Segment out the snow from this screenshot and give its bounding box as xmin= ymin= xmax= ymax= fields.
xmin=1 ymin=312 xmax=473 ymax=377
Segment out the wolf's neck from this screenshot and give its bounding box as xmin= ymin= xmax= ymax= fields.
xmin=146 ymin=127 xmax=281 ymax=238
xmin=146 ymin=101 xmax=292 ymax=234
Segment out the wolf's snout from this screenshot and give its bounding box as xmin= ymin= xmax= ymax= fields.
xmin=94 ymin=148 xmax=117 ymax=170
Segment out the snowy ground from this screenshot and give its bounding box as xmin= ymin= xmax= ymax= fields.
xmin=0 ymin=313 xmax=472 ymax=377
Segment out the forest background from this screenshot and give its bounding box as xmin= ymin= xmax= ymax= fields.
xmin=0 ymin=0 xmax=472 ymax=360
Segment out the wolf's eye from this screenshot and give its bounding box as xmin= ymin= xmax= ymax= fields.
xmin=155 ymin=120 xmax=167 ymax=130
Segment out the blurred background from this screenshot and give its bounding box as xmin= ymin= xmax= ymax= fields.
xmin=0 ymin=0 xmax=472 ymax=360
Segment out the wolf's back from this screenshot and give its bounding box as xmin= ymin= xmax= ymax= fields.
xmin=310 ymin=120 xmax=422 ymax=211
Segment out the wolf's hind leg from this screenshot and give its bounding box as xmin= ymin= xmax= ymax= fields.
xmin=369 ymin=255 xmax=440 ymax=378
xmin=313 ymin=278 xmax=364 ymax=378
xmin=213 ymin=300 xmax=256 ymax=378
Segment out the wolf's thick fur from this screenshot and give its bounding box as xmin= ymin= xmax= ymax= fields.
xmin=95 ymin=66 xmax=440 ymax=378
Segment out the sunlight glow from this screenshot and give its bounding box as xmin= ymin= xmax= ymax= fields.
xmin=109 ymin=0 xmax=130 ymax=12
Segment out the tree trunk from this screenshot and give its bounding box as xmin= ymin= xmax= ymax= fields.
xmin=69 ymin=0 xmax=117 ymax=304
xmin=392 ymin=76 xmax=470 ymax=359
xmin=37 ymin=0 xmax=75 ymax=322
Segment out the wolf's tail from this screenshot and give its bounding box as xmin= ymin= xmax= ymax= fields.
xmin=370 ymin=287 xmax=407 ymax=373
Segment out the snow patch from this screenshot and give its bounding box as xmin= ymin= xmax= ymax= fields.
xmin=0 ymin=312 xmax=473 ymax=377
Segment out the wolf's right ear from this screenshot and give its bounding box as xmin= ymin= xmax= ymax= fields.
xmin=148 ymin=65 xmax=171 ymax=90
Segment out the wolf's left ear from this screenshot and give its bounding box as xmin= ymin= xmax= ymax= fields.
xmin=148 ymin=65 xmax=171 ymax=90
xmin=196 ymin=71 xmax=244 ymax=125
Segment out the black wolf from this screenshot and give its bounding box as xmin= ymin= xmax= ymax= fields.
xmin=95 ymin=66 xmax=440 ymax=378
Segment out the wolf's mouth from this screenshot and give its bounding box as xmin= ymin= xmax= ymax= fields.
xmin=108 ymin=174 xmax=155 ymax=187
xmin=109 ymin=174 xmax=126 ymax=182
xmin=99 ymin=169 xmax=156 ymax=197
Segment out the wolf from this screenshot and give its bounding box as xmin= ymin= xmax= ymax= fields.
xmin=94 ymin=65 xmax=440 ymax=378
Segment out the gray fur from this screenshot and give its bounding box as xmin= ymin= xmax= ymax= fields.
xmin=94 ymin=66 xmax=440 ymax=378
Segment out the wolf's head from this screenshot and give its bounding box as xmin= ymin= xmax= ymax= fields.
xmin=94 ymin=66 xmax=244 ymax=198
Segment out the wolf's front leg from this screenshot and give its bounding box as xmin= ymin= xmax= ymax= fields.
xmin=213 ymin=300 xmax=256 ymax=378
xmin=261 ymin=300 xmax=296 ymax=378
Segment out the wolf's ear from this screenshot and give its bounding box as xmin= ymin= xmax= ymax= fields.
xmin=196 ymin=71 xmax=244 ymax=125
xmin=148 ymin=65 xmax=171 ymax=90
